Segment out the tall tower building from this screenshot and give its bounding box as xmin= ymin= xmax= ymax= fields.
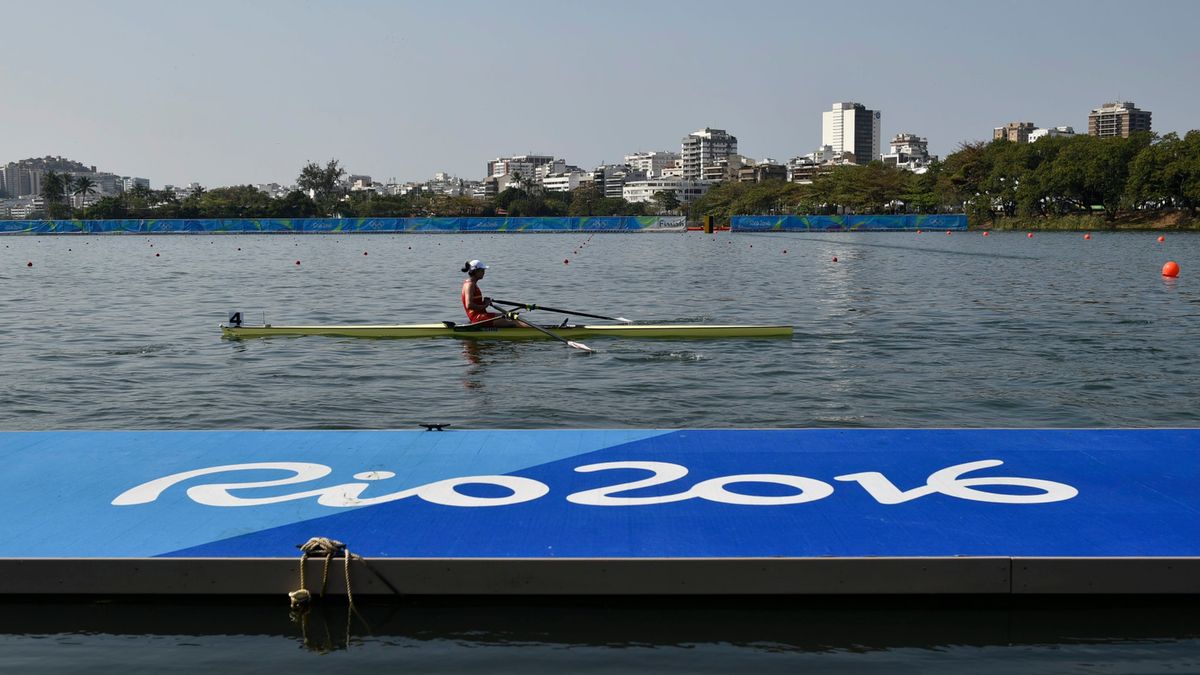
xmin=680 ymin=128 xmax=737 ymax=180
xmin=821 ymin=102 xmax=881 ymax=165
xmin=1087 ymin=102 xmax=1152 ymax=138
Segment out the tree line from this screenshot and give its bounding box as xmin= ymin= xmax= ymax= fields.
xmin=23 ymin=132 xmax=1200 ymax=225
xmin=28 ymin=160 xmax=673 ymax=221
xmin=692 ymin=131 xmax=1200 ymax=225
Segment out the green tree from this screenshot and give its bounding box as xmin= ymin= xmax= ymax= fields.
xmin=567 ymin=183 xmax=603 ymax=216
xmin=80 ymin=196 xmax=129 ymax=219
xmin=72 ymin=176 xmax=97 ymax=209
xmin=1167 ymin=131 xmax=1200 ymax=214
xmin=651 ymin=190 xmax=681 ymax=213
xmin=39 ymin=171 xmax=72 ymax=219
xmin=296 ymin=159 xmax=346 ymax=215
xmin=272 ymin=190 xmax=322 ymax=218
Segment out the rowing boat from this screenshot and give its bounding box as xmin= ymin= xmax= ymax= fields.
xmin=219 ymin=322 xmax=793 ymax=340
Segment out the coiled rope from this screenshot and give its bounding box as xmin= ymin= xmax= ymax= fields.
xmin=290 ymin=536 xmax=361 ymax=610
xmin=290 ymin=536 xmax=401 ymax=608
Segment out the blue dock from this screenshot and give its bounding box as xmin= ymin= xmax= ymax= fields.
xmin=1 ymin=429 xmax=1197 ymax=595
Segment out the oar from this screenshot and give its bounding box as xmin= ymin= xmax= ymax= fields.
xmin=501 ymin=309 xmax=593 ymax=352
xmin=490 ymin=299 xmax=631 ymax=324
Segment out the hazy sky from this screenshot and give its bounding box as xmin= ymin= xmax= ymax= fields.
xmin=2 ymin=0 xmax=1197 ymax=187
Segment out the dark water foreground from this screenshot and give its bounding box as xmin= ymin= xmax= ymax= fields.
xmin=2 ymin=597 xmax=1199 ymax=673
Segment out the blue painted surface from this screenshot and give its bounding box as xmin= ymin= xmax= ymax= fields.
xmin=0 ymin=429 xmax=1196 ymax=559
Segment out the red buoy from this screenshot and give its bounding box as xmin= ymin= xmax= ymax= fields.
xmin=1157 ymin=235 xmax=1166 ymax=243
xmin=26 ymin=261 xmax=32 ymax=267
xmin=1162 ymin=261 xmax=1180 ymax=278
xmin=1027 ymin=232 xmax=1034 ymax=238
xmin=363 ymin=251 xmax=368 ymax=256
xmin=295 ymin=260 xmax=301 ymax=265
xmin=564 ymin=259 xmax=569 ymax=264
xmin=1084 ymin=233 xmax=1091 ymax=240
xmin=832 ymin=256 xmax=838 ymax=262
xmin=982 ymin=231 xmax=990 ymax=237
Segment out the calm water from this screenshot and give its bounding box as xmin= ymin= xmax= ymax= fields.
xmin=1 ymin=230 xmax=1198 ymax=670
xmin=1 ymin=230 xmax=1197 ymax=429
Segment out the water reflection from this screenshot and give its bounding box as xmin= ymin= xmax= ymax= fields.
xmin=460 ymin=340 xmax=522 ymax=389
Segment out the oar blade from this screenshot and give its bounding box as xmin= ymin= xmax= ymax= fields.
xmin=567 ymin=341 xmax=594 ymax=352
xmin=614 ymin=317 xmax=632 ymax=324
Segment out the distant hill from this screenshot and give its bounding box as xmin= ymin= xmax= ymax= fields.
xmin=6 ymin=156 xmax=95 ymax=173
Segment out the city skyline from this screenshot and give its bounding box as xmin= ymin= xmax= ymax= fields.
xmin=2 ymin=0 xmax=1198 ymax=188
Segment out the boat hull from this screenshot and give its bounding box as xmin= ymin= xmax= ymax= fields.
xmin=220 ymin=323 xmax=793 ymax=339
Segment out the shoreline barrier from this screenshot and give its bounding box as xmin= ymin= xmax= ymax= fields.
xmin=0 ymin=215 xmax=685 ymax=235
xmin=1 ymin=428 xmax=1197 ymax=596
xmin=732 ymin=214 xmax=967 ymax=232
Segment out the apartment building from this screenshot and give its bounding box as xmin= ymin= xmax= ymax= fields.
xmin=1028 ymin=126 xmax=1077 ymax=142
xmin=1087 ymin=102 xmax=1152 ymax=138
xmin=624 ymin=151 xmax=681 ymax=178
xmin=880 ymin=133 xmax=934 ymax=172
xmin=822 ymin=102 xmax=881 ymax=165
xmin=622 ymin=177 xmax=714 ymax=205
xmin=486 ymin=154 xmax=556 ymax=180
xmin=680 ymin=128 xmax=737 ymax=180
xmin=993 ymin=122 xmax=1036 ymax=143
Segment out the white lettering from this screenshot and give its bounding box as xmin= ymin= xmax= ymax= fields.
xmin=113 ymin=458 xmax=1079 ymax=509
xmin=835 ymin=459 xmax=1079 ymax=504
xmin=112 ymin=462 xmax=332 ymax=506
xmin=689 ymin=474 xmax=834 ymax=505
xmin=567 ymin=461 xmax=692 ymax=505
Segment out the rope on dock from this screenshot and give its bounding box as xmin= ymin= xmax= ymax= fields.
xmin=289 ymin=536 xmax=402 ymax=610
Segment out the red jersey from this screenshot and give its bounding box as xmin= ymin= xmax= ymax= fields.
xmin=462 ymin=279 xmax=496 ymax=323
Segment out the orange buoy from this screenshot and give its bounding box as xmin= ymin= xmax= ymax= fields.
xmin=1157 ymin=235 xmax=1166 ymax=243
xmin=1162 ymin=261 xmax=1180 ymax=278
xmin=1084 ymin=233 xmax=1091 ymax=240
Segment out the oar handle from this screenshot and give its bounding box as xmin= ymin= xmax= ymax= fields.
xmin=491 ymin=299 xmax=627 ymax=323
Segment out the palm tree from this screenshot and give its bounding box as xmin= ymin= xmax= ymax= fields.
xmin=40 ymin=171 xmax=69 ymax=218
xmin=72 ymin=176 xmax=97 ymax=209
xmin=41 ymin=171 xmax=65 ymax=203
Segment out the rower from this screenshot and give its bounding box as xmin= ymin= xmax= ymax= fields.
xmin=461 ymin=260 xmax=517 ymax=327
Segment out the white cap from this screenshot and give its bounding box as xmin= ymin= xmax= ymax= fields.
xmin=467 ymin=259 xmax=488 ymax=271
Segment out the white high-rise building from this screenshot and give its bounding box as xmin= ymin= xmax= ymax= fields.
xmin=680 ymin=128 xmax=737 ymax=180
xmin=486 ymin=155 xmax=556 ymax=181
xmin=821 ymin=102 xmax=881 ymax=165
xmin=624 ymin=151 xmax=681 ymax=178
